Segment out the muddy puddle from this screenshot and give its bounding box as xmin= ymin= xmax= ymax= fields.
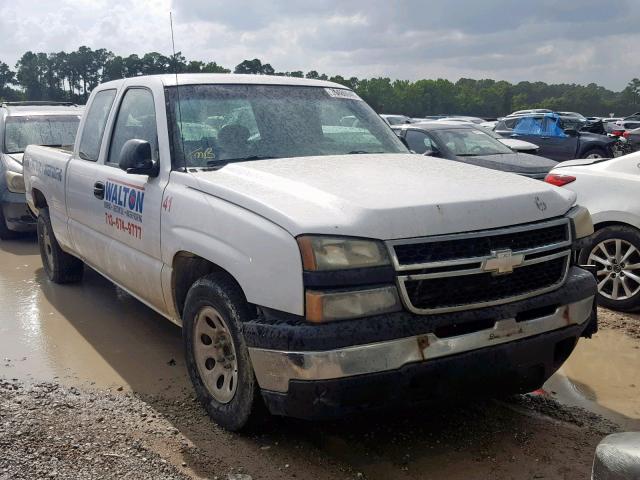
xmin=1 ymin=235 xmax=638 ymax=430
xmin=545 ymin=329 xmax=640 ymax=429
xmin=0 ymin=236 xmax=187 ymax=396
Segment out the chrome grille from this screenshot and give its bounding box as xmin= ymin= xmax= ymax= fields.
xmin=387 ymin=218 xmax=572 ymax=314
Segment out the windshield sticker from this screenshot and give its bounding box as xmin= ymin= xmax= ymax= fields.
xmin=324 ymin=88 xmax=362 ymax=101
xmin=103 ymin=179 xmax=145 ymax=240
xmin=189 ymin=147 xmax=215 ymax=161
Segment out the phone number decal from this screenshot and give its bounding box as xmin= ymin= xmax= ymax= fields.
xmin=105 ymin=213 xmax=142 ymax=240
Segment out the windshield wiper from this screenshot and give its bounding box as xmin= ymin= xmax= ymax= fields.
xmin=206 ymin=155 xmax=275 ymax=166
xmin=348 ymin=150 xmax=385 ymax=154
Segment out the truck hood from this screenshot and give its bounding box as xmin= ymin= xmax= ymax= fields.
xmin=455 ymin=152 xmax=557 ymax=175
xmin=191 ymin=153 xmax=576 ymax=239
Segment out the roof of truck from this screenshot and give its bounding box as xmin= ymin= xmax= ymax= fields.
xmin=98 ymin=73 xmax=350 ymax=90
xmin=1 ymin=104 xmax=84 ymax=117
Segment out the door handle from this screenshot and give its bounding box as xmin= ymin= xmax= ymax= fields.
xmin=510 ymin=134 xmax=520 ymax=137
xmin=93 ymin=181 xmax=105 ymax=200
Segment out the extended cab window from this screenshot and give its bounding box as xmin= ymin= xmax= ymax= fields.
xmin=165 ymin=84 xmax=406 ymax=168
xmin=78 ymin=89 xmax=116 ymax=161
xmin=108 ymin=88 xmax=159 ymax=165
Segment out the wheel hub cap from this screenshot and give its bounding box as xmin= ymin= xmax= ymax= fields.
xmin=588 ymin=239 xmax=640 ymax=301
xmin=193 ymin=306 xmax=238 ymax=404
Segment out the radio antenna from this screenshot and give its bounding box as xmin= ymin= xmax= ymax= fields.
xmin=170 ymin=11 xmax=187 ymax=172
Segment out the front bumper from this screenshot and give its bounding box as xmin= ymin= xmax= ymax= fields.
xmin=1 ymin=190 xmax=36 ymax=232
xmin=245 ymin=267 xmax=597 ymax=418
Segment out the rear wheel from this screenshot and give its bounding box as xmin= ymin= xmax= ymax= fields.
xmin=37 ymin=208 xmax=84 ymax=283
xmin=579 ymin=225 xmax=640 ymax=311
xmin=182 ymin=273 xmax=261 ymax=431
xmin=581 ymin=147 xmax=607 ymax=159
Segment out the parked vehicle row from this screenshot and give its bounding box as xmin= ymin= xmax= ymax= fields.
xmin=21 ymin=73 xmax=597 ymax=431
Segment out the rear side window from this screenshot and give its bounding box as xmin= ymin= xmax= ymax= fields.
xmin=78 ymin=89 xmax=117 ymax=161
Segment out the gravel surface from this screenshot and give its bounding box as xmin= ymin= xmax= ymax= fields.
xmin=598 ymin=307 xmax=640 ymax=339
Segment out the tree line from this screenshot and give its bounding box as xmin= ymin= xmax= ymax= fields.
xmin=0 ymin=46 xmax=639 ymax=117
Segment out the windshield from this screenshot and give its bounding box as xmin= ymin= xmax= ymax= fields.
xmin=4 ymin=115 xmax=81 ymax=154
xmin=433 ymin=128 xmax=514 ymax=156
xmin=165 ymin=84 xmax=406 ymax=167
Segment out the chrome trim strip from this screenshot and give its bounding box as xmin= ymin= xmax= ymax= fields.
xmin=397 ymin=253 xmax=571 ymax=315
xmin=386 ymin=218 xmax=571 ymax=272
xmin=249 ymin=296 xmax=594 ymax=393
xmin=398 ymin=250 xmax=570 ymax=281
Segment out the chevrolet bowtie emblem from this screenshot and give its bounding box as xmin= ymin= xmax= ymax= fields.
xmin=482 ymin=249 xmax=524 ymax=275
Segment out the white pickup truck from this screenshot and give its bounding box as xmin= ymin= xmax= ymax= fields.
xmin=24 ymin=74 xmax=597 ymax=431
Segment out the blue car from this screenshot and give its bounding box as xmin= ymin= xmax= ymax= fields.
xmin=0 ymin=102 xmax=82 ymax=239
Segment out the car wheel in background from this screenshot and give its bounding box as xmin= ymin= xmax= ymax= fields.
xmin=37 ymin=208 xmax=84 ymax=283
xmin=0 ymin=206 xmax=17 ymax=240
xmin=182 ymin=273 xmax=262 ymax=432
xmin=581 ymin=147 xmax=607 ymax=159
xmin=579 ymin=225 xmax=640 ymax=311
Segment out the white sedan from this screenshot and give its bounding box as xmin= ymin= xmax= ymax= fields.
xmin=546 ymin=152 xmax=640 ymax=311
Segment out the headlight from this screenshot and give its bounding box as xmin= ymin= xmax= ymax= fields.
xmin=297 ymin=236 xmax=390 ymax=271
xmin=305 ymin=286 xmax=401 ymax=323
xmin=567 ymin=206 xmax=593 ymax=240
xmin=3 ymin=155 xmax=25 ymax=193
xmin=5 ymin=171 xmax=25 ymax=193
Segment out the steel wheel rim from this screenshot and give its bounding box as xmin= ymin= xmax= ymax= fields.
xmin=586 ymin=153 xmax=604 ymax=159
xmin=193 ymin=306 xmax=238 ymax=404
xmin=41 ymin=224 xmax=54 ymax=272
xmin=588 ymin=238 xmax=640 ymax=301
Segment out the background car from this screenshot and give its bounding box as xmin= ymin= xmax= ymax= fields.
xmin=393 ymin=121 xmax=557 ymax=179
xmin=0 ymin=101 xmax=83 ymax=239
xmin=545 ymin=152 xmax=640 ymax=310
xmin=436 ymin=119 xmax=540 ymax=153
xmin=615 ymin=112 xmax=640 ymax=130
xmin=495 ymin=112 xmax=616 ymax=160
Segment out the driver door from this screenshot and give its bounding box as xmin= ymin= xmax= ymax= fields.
xmin=94 ymin=87 xmax=168 ymax=312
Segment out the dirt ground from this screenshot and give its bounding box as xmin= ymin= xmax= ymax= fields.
xmin=1 ymin=235 xmax=639 ymax=480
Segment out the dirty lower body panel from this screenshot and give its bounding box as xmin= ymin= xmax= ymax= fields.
xmin=1 ymin=191 xmax=36 ymax=232
xmin=245 ymin=267 xmax=597 ymax=419
xmin=261 ymin=321 xmax=591 ymax=420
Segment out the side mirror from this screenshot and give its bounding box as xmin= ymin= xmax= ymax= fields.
xmin=592 ymin=433 xmax=640 ymax=479
xmin=423 ymin=149 xmax=439 ymax=157
xmin=564 ymin=128 xmax=579 ymax=136
xmin=119 ymin=139 xmax=158 ymax=177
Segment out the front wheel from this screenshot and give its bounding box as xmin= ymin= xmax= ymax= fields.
xmin=37 ymin=208 xmax=84 ymax=283
xmin=579 ymin=225 xmax=640 ymax=311
xmin=182 ymin=273 xmax=261 ymax=431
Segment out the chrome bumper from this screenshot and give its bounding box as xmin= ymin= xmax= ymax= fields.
xmin=248 ymin=296 xmax=594 ymax=393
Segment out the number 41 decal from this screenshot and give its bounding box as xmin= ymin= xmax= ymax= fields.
xmin=162 ymin=196 xmax=173 ymax=213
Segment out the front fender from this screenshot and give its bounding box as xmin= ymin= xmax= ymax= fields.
xmin=161 ymin=181 xmax=304 ymax=318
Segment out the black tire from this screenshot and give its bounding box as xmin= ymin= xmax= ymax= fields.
xmin=579 ymin=225 xmax=640 ymax=312
xmin=0 ymin=206 xmax=17 ymax=240
xmin=37 ymin=208 xmax=84 ymax=283
xmin=581 ymin=147 xmax=608 ymax=159
xmin=183 ymin=273 xmax=261 ymax=431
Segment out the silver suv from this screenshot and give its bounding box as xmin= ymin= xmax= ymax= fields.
xmin=0 ymin=102 xmax=82 ymax=239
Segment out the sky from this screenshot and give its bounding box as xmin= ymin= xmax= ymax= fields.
xmin=0 ymin=0 xmax=637 ymax=90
